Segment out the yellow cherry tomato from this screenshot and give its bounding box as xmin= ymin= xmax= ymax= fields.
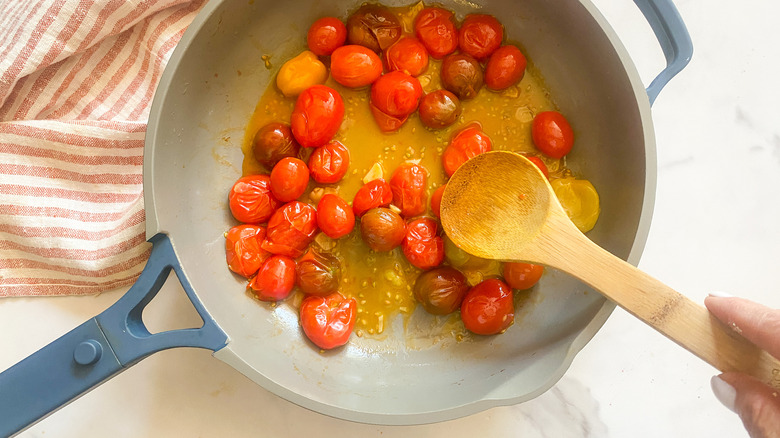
xmin=550 ymin=177 xmax=600 ymax=233
xmin=276 ymin=50 xmax=328 ymax=97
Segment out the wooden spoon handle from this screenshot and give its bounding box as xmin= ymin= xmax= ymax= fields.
xmin=540 ymin=215 xmax=780 ymax=388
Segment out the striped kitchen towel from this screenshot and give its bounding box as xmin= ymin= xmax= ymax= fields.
xmin=0 ymin=0 xmax=206 ymax=297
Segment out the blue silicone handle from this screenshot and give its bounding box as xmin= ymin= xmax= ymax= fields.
xmin=0 ymin=234 xmax=227 ymax=437
xmin=633 ymin=0 xmax=693 ymax=105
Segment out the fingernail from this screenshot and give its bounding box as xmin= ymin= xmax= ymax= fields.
xmin=708 ymin=291 xmax=734 ymax=298
xmin=711 ymin=375 xmax=737 ymax=412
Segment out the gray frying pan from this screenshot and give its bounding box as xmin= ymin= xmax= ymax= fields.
xmin=0 ymin=0 xmax=690 ymax=434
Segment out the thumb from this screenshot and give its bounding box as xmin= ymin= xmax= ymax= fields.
xmin=713 ymin=372 xmax=780 ymax=438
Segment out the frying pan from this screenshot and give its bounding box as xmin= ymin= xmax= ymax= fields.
xmin=0 ymin=0 xmax=691 ymax=434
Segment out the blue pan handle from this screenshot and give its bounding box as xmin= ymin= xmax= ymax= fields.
xmin=633 ymin=0 xmax=693 ymax=105
xmin=0 ymin=234 xmax=228 ymax=437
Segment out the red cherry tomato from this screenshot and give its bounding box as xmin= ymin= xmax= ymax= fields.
xmin=402 ymin=218 xmax=444 ymax=270
xmin=485 ymin=45 xmax=527 ymax=90
xmin=502 ymin=262 xmax=544 ymax=290
xmin=261 ymin=201 xmax=319 ymax=258
xmin=369 ymin=103 xmax=408 ymax=132
xmin=249 ymin=255 xmax=296 ymax=302
xmin=523 ymin=154 xmax=549 ymax=178
xmin=225 ymin=224 xmax=269 ymax=278
xmin=460 ymin=279 xmax=515 ymax=335
xmin=532 ymin=111 xmax=574 ymax=159
xmin=308 ymin=140 xmax=350 ymax=184
xmin=317 ymin=194 xmax=355 ymax=239
xmin=307 ymin=17 xmax=347 ymax=56
xmin=291 ymin=85 xmax=344 ymax=148
xmin=389 ymin=162 xmax=427 ymax=217
xmin=270 ymin=157 xmax=310 ymax=202
xmin=370 ymin=71 xmax=423 ymax=117
xmin=414 ymin=7 xmax=458 ymax=59
xmin=300 ymin=292 xmax=357 ymax=350
xmin=458 ymin=14 xmax=504 ymax=60
xmin=430 ymin=184 xmax=446 ymax=218
xmin=330 ymin=45 xmax=383 ymax=88
xmin=352 ymin=178 xmax=393 ymax=217
xmin=228 ymin=174 xmax=281 ymax=223
xmin=384 ymin=37 xmax=429 ymax=76
xmin=441 ymin=123 xmax=492 ymax=177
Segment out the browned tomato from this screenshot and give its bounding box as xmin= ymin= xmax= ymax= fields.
xmin=228 ymin=174 xmax=281 ymax=224
xmin=389 ymin=162 xmax=427 ymax=217
xmin=261 ymin=201 xmax=319 ymax=258
xmin=300 ymin=292 xmax=357 ymax=349
xmin=352 ymin=178 xmax=393 ymax=217
xmin=413 ymin=266 xmax=469 ymax=315
xmin=384 ymin=37 xmax=429 ymax=77
xmin=402 ymin=217 xmax=444 ymax=270
xmin=225 ymin=224 xmax=269 ymax=278
xmin=252 ymin=122 xmax=300 ymax=169
xmin=418 ymin=90 xmax=461 ymax=129
xmin=485 ymin=45 xmax=527 ymax=91
xmin=413 ymin=7 xmax=458 ymax=59
xmin=440 ymin=53 xmax=483 ymax=100
xmin=458 ymin=14 xmax=504 ymax=60
xmin=359 ymin=207 xmax=405 ymax=252
xmin=346 ymin=4 xmax=402 ymax=52
xmin=330 ymin=45 xmax=383 ymax=88
xmin=441 ymin=123 xmax=492 ymax=177
xmin=296 ymin=248 xmax=342 ymax=296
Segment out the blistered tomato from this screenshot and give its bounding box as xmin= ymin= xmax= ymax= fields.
xmin=252 ymin=122 xmax=300 ymax=169
xmin=458 ymin=14 xmax=504 ymax=60
xmin=307 ymin=17 xmax=347 ymax=56
xmin=485 ymin=45 xmax=527 ymax=91
xmin=228 ymin=174 xmax=281 ymax=224
xmin=370 ymin=71 xmax=423 ymax=117
xmin=413 ymin=267 xmax=469 ymax=315
xmin=550 ymin=177 xmax=600 ymax=233
xmin=441 ymin=123 xmax=492 ymax=177
xmin=316 ymin=194 xmax=355 ymax=239
xmin=402 ymin=217 xmax=445 ymax=270
xmin=460 ymin=279 xmax=514 ymax=335
xmin=300 ymin=292 xmax=357 ymax=350
xmin=291 ymin=85 xmax=344 ymax=148
xmin=308 ymin=140 xmax=350 ymax=184
xmin=532 ymin=111 xmax=574 ymax=159
xmin=346 ymin=4 xmax=402 ymax=52
xmin=249 ymin=255 xmax=296 ymax=302
xmin=389 ymin=162 xmax=427 ymax=217
xmin=384 ymin=37 xmax=429 ymax=76
xmin=352 ymin=178 xmax=393 ymax=217
xmin=440 ymin=53 xmax=484 ymax=100
xmin=296 ymin=248 xmax=341 ymax=296
xmin=261 ymin=201 xmax=319 ymax=258
xmin=502 ymin=262 xmax=544 ymax=290
xmin=330 ymin=45 xmax=383 ymax=88
xmin=276 ymin=51 xmax=328 ymax=97
xmin=413 ymin=7 xmax=458 ymax=59
xmin=225 ymin=224 xmax=269 ymax=278
xmin=270 ymin=157 xmax=310 ymax=203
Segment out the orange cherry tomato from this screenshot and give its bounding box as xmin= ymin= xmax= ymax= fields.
xmin=261 ymin=201 xmax=319 ymax=258
xmin=523 ymin=154 xmax=549 ymax=178
xmin=249 ymin=255 xmax=296 ymax=302
xmin=384 ymin=37 xmax=429 ymax=77
xmin=225 ymin=224 xmax=269 ymax=278
xmin=413 ymin=7 xmax=458 ymax=59
xmin=308 ymin=140 xmax=350 ymax=184
xmin=485 ymin=45 xmax=527 ymax=91
xmin=300 ymin=292 xmax=357 ymax=350
xmin=330 ymin=45 xmax=383 ymax=88
xmin=502 ymin=262 xmax=544 ymax=290
xmin=352 ymin=178 xmax=393 ymax=217
xmin=441 ymin=123 xmax=492 ymax=177
xmin=532 ymin=111 xmax=574 ymax=159
xmin=307 ymin=17 xmax=347 ymax=56
xmin=460 ymin=279 xmax=514 ymax=335
xmin=291 ymin=85 xmax=344 ymax=148
xmin=228 ymin=174 xmax=281 ymax=224
xmin=316 ymin=194 xmax=355 ymax=239
xmin=370 ymin=71 xmax=423 ymax=118
xmin=402 ymin=217 xmax=444 ymax=270
xmin=458 ymin=14 xmax=504 ymax=60
xmin=430 ymin=184 xmax=446 ymax=218
xmin=389 ymin=162 xmax=427 ymax=217
xmin=270 ymin=157 xmax=310 ymax=203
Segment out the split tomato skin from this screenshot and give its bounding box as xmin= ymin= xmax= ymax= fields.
xmin=389 ymin=162 xmax=428 ymax=217
xmin=418 ymin=90 xmax=461 ymax=129
xmin=225 ymin=224 xmax=269 ymax=278
xmin=485 ymin=45 xmax=527 ymax=91
xmin=384 ymin=37 xmax=429 ymax=77
xmin=228 ymin=174 xmax=281 ymax=224
xmin=317 ymin=194 xmax=355 ymax=239
xmin=346 ymin=4 xmax=402 ymax=52
xmin=291 ymin=85 xmax=345 ymax=148
xmin=460 ymin=279 xmax=515 ymax=335
xmin=352 ymin=178 xmax=393 ymax=217
xmin=532 ymin=111 xmax=574 ymax=159
xmin=502 ymin=262 xmax=544 ymax=290
xmin=402 ymin=217 xmax=445 ymax=270
xmin=308 ymin=140 xmax=350 ymax=184
xmin=413 ymin=266 xmax=469 ymax=315
xmin=307 ymin=17 xmax=347 ymax=56
xmin=441 ymin=123 xmax=492 ymax=177
xmin=413 ymin=7 xmax=458 ymax=59
xmin=261 ymin=201 xmax=319 ymax=258
xmin=458 ymin=14 xmax=504 ymax=60
xmin=440 ymin=53 xmax=484 ymax=100
xmin=300 ymin=292 xmax=357 ymax=350
xmin=370 ymin=71 xmax=423 ymax=118
xmin=249 ymin=255 xmax=296 ymax=302
xmin=330 ymin=45 xmax=383 ymax=88
xmin=270 ymin=157 xmax=310 ymax=203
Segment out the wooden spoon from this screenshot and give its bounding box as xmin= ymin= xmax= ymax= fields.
xmin=440 ymin=150 xmax=780 ymax=387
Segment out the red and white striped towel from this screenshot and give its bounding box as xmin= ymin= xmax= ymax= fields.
xmin=0 ymin=0 xmax=206 ymax=297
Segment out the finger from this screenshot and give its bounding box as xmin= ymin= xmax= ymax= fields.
xmin=715 ymin=372 xmax=780 ymax=438
xmin=704 ymin=296 xmax=780 ymax=359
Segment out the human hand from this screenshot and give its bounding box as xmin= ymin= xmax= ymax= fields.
xmin=706 ymin=294 xmax=780 ymax=438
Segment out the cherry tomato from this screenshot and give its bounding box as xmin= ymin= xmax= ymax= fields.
xmin=485 ymin=45 xmax=527 ymax=91
xmin=276 ymin=51 xmax=328 ymax=97
xmin=308 ymin=140 xmax=350 ymax=184
xmin=307 ymin=17 xmax=347 ymax=56
xmin=502 ymin=262 xmax=544 ymax=290
xmin=550 ymin=177 xmax=600 ymax=233
xmin=228 ymin=174 xmax=281 ymax=223
xmin=458 ymin=14 xmax=504 ymax=60
xmin=419 ymin=90 xmax=461 ymax=129
xmin=249 ymin=255 xmax=296 ymax=302
xmin=413 ymin=7 xmax=458 ymax=59
xmin=460 ymin=279 xmax=515 ymax=335
xmin=317 ymin=194 xmax=355 ymax=239
xmin=430 ymin=184 xmax=446 ymax=218
xmin=360 ymin=207 xmax=405 ymax=252
xmin=370 ymin=71 xmax=423 ymax=117
xmin=389 ymin=162 xmax=427 ymax=217
xmin=252 ymin=122 xmax=300 ymax=169
xmin=300 ymin=292 xmax=357 ymax=350
xmin=330 ymin=45 xmax=383 ymax=88
xmin=346 ymin=4 xmax=401 ymax=52
xmin=413 ymin=266 xmax=469 ymax=315
xmin=291 ymin=85 xmax=344 ymax=148
xmin=352 ymin=178 xmax=393 ymax=217
xmin=369 ymin=103 xmax=408 ymax=132
xmin=296 ymin=248 xmax=341 ymax=296
xmin=225 ymin=224 xmax=269 ymax=278
xmin=532 ymin=111 xmax=574 ymax=159
xmin=523 ymin=154 xmax=549 ymax=178
xmin=441 ymin=123 xmax=492 ymax=177
xmin=403 ymin=218 xmax=444 ymax=270
xmin=384 ymin=37 xmax=429 ymax=77
xmin=261 ymin=201 xmax=319 ymax=258
xmin=440 ymin=53 xmax=484 ymax=100
xmin=270 ymin=157 xmax=309 ymax=203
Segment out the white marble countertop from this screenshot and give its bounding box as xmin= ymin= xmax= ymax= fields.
xmin=2 ymin=0 xmax=779 ymax=436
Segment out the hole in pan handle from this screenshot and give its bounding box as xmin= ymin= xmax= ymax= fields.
xmin=633 ymin=0 xmax=693 ymax=105
xmin=0 ymin=233 xmax=228 ymax=437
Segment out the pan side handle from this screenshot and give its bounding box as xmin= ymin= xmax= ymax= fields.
xmin=633 ymin=0 xmax=693 ymax=105
xmin=0 ymin=234 xmax=228 ymax=437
